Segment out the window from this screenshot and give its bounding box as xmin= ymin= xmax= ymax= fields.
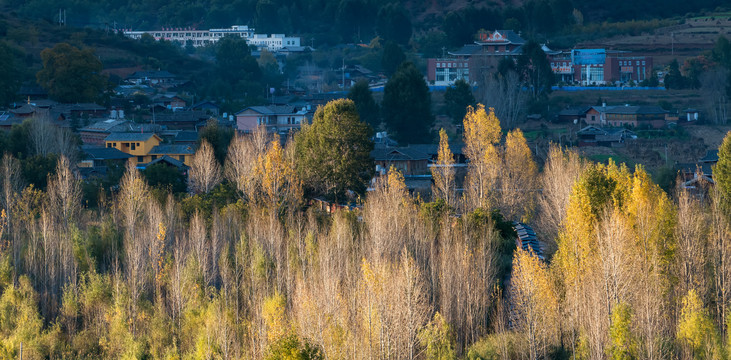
xmin=131 ymin=143 xmax=136 ymax=150
xmin=107 ymin=143 xmax=111 ymax=148
xmin=179 ymin=155 xmax=185 ymax=162
xmin=137 ymin=156 xmax=144 ymax=162
xmin=151 ymin=155 xmax=157 ymax=160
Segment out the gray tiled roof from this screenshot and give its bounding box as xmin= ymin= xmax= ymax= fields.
xmin=105 ymin=132 xmax=158 ymax=142
xmin=149 ymin=144 xmax=196 ymax=155
xmin=83 ymin=147 xmax=133 ymax=160
xmin=145 ymin=155 xmax=188 ymax=169
xmin=371 ymin=147 xmax=430 ymax=161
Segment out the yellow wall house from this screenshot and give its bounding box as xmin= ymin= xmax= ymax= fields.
xmin=104 ymin=132 xmax=195 ymax=166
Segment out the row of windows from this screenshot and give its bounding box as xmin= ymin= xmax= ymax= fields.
xmin=436 ymin=62 xmax=469 ymax=68
xmin=620 ymin=60 xmax=645 ymax=66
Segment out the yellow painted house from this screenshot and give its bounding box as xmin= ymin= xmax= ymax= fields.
xmin=104 ymin=133 xmax=195 ymax=166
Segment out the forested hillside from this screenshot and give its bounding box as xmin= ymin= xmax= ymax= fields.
xmin=0 ymin=101 xmax=730 ymax=359
xmin=3 ymin=0 xmax=728 ymax=46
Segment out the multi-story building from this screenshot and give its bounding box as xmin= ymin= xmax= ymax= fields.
xmin=104 ymin=132 xmax=195 ymax=166
xmin=122 ymin=25 xmax=300 ymax=51
xmin=549 ymin=49 xmax=653 ymax=85
xmin=235 ymin=105 xmax=312 ymax=135
xmin=426 ymin=30 xmax=526 ymax=85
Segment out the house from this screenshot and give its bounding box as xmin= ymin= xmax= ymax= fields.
xmin=79 ymin=119 xmax=162 ymax=145
xmin=371 ymin=147 xmax=431 ymax=176
xmin=147 ymin=145 xmax=195 ymax=165
xmin=78 ymin=146 xmax=133 ymax=170
xmin=136 ymin=155 xmax=189 ymax=172
xmin=125 ymin=71 xmax=178 ymax=86
xmin=556 ymin=106 xmax=591 ymax=123
xmin=104 ymin=132 xmax=196 ymax=166
xmin=189 ymin=101 xmax=220 ymax=116
xmin=235 ymin=105 xmax=311 ymax=134
xmin=151 ymin=110 xmax=209 ymax=130
xmin=0 ymin=112 xmax=22 ymax=131
xmin=105 ymin=133 xmax=164 ymax=165
xmin=53 ymin=103 xmax=108 ymax=119
xmin=152 ymin=95 xmax=187 ymax=110
xmin=679 ymin=150 xmax=719 ymax=191
xmin=585 ymin=104 xmax=669 ymax=129
xmin=577 ymin=126 xmax=636 ymax=147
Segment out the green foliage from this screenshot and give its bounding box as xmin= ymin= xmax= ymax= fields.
xmin=517 ymin=40 xmax=555 ymax=99
xmin=266 ymin=333 xmax=324 ymax=360
xmin=677 ymin=289 xmax=721 ymax=359
xmin=376 ymin=3 xmax=412 ymax=46
xmin=444 ymin=79 xmax=476 ymax=123
xmin=382 ymin=62 xmax=434 ymax=144
xmin=467 ymin=332 xmax=521 ymax=359
xmin=664 ymin=59 xmax=690 ymax=90
xmin=36 ymin=43 xmax=107 ymax=103
xmin=0 ymin=42 xmax=22 ymax=106
xmin=715 ymin=131 xmax=731 ymax=216
xmin=0 ymin=277 xmax=44 ymax=358
xmin=143 ymin=163 xmax=187 ymax=193
xmin=214 ymin=35 xmax=262 ymax=100
xmin=21 ymin=153 xmax=58 ymax=190
xmin=295 ymin=99 xmax=374 ymax=200
xmin=419 ymin=312 xmax=456 ymax=360
xmin=381 ymin=40 xmax=406 ymax=76
xmin=199 ymin=119 xmax=234 ymax=164
xmin=608 ymin=303 xmax=637 ymax=360
xmin=347 ymin=79 xmax=380 ymax=129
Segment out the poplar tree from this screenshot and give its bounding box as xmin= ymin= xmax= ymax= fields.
xmin=431 ymin=129 xmax=455 ymax=208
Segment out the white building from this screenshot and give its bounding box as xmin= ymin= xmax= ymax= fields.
xmin=248 ymin=34 xmax=301 ymax=51
xmin=122 ymin=25 xmax=300 ymax=51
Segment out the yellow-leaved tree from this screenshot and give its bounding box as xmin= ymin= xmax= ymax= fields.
xmin=463 ymin=105 xmax=501 ymax=211
xmin=431 ymin=128 xmax=455 ymax=208
xmin=677 ymin=289 xmax=721 ymax=359
xmin=511 ymin=248 xmax=559 ymax=360
xmin=500 ymin=128 xmax=537 ymax=222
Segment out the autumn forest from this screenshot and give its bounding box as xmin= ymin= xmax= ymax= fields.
xmin=1 ymin=101 xmax=731 ymax=360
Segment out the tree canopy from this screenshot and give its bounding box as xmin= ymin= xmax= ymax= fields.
xmin=347 ymin=79 xmax=380 ymax=130
xmin=444 ymin=79 xmax=476 ymax=123
xmin=382 ymin=62 xmax=434 ymax=144
xmin=295 ymin=99 xmax=374 ymax=200
xmin=36 ymin=43 xmax=107 ymax=103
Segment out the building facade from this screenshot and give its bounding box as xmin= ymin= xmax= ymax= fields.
xmin=123 ymin=25 xmax=300 ymax=51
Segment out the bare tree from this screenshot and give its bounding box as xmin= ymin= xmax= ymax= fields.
xmin=189 ymin=140 xmax=222 ymax=194
xmin=1 ymin=153 xmax=23 ymax=276
xmin=225 ymin=126 xmax=268 ymax=201
xmin=536 ymin=145 xmax=586 ymax=255
xmin=478 ymin=71 xmax=527 ymax=129
xmin=118 ymin=161 xmax=151 ymax=334
xmin=701 ymin=67 xmax=729 ymax=125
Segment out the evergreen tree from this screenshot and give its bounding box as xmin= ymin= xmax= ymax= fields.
xmin=36 ymin=43 xmax=107 ymax=103
xmin=347 ymin=79 xmax=380 ymax=129
xmin=0 ymin=42 xmax=20 ymax=107
xmin=295 ymin=99 xmax=374 ymax=200
xmin=444 ymin=79 xmax=475 ymax=123
xmin=381 ymin=40 xmax=406 ymax=76
xmin=517 ymin=40 xmax=555 ymax=99
xmin=382 ymin=62 xmax=434 ymax=144
xmin=376 ymin=3 xmax=412 ymax=46
xmin=664 ymin=59 xmax=687 ymax=89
